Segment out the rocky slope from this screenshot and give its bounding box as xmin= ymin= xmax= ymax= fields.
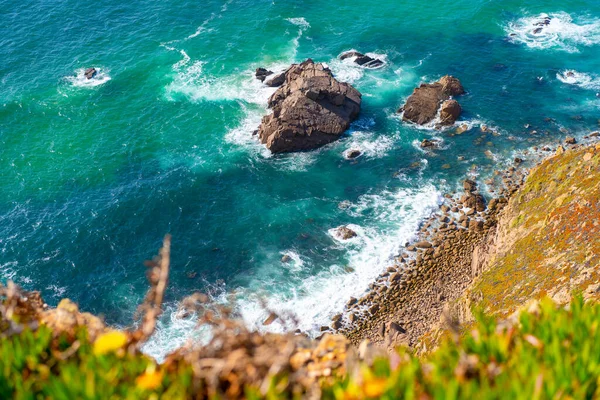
xmin=340 ymin=140 xmax=600 ymax=353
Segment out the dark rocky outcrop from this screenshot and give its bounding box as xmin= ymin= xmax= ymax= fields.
xmin=399 ymin=76 xmax=464 ymax=126
xmin=257 ymin=59 xmax=362 ymax=153
xmin=339 ymin=51 xmax=384 ymax=68
xmin=255 ymin=68 xmax=273 ymax=82
xmin=84 ymin=68 xmax=97 ymax=80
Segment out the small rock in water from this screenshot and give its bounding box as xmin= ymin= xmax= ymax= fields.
xmin=565 ymin=136 xmax=577 ymax=145
xmin=281 ymin=254 xmax=292 ymax=263
xmin=345 ymin=149 xmax=362 ymax=159
xmin=84 ymin=68 xmax=97 ymax=80
xmin=336 ymin=226 xmax=357 ymax=240
xmin=339 ymin=50 xmax=384 ymax=68
xmin=420 ymin=139 xmax=438 ymax=148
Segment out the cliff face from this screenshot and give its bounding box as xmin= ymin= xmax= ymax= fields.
xmin=464 ymin=144 xmax=600 ymax=320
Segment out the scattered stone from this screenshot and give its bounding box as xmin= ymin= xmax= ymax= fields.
xmin=263 ymin=312 xmax=278 ymax=326
xmin=414 ymin=241 xmax=433 ymax=249
xmin=456 ymin=124 xmax=469 ymax=134
xmin=281 ymin=254 xmax=292 ymax=263
xmin=463 ymin=179 xmax=477 ymax=192
xmin=565 ymin=136 xmax=577 ymax=145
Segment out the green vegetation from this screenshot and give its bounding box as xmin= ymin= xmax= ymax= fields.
xmin=0 ymin=296 xmax=599 ymax=399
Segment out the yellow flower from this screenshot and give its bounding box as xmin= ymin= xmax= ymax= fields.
xmin=362 ymin=378 xmax=388 ymax=398
xmin=136 ymin=369 xmax=163 ymax=390
xmin=93 ymin=331 xmax=128 ymax=356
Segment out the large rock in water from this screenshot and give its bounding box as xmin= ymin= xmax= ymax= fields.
xmin=399 ymin=76 xmax=464 ymax=126
xmin=257 ymin=59 xmax=362 ymax=153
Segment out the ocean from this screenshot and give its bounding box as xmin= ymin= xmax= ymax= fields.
xmin=1 ymin=0 xmax=599 ymax=359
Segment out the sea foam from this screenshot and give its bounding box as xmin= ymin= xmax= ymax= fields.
xmin=506 ymin=12 xmax=600 ymax=53
xmin=65 ymin=68 xmax=111 ymax=88
xmin=234 ymin=186 xmax=441 ymax=336
xmin=556 ymin=70 xmax=600 ymax=90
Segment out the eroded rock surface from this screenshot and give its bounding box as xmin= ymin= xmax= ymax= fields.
xmin=399 ymin=76 xmax=464 ymax=126
xmin=257 ymin=59 xmax=361 ymax=153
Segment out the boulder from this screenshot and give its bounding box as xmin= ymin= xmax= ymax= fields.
xmin=399 ymin=76 xmax=464 ymax=126
xmin=565 ymin=136 xmax=577 ymax=145
xmin=84 ymin=68 xmax=97 ymax=80
xmin=439 ymin=100 xmax=462 ymax=125
xmin=339 ymin=51 xmax=384 ymax=68
xmin=414 ymin=241 xmax=433 ymax=249
xmin=463 ymin=179 xmax=477 ymax=192
xmin=336 ymin=226 xmax=357 ymax=240
xmin=257 ymin=59 xmax=362 ymax=153
xmin=463 ymin=193 xmax=486 ymax=212
xmin=264 ymin=72 xmax=286 ymax=87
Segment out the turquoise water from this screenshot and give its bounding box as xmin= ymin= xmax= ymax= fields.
xmin=2 ymin=0 xmax=600 ymax=358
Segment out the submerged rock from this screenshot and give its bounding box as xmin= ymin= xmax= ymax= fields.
xmin=257 ymin=59 xmax=361 ymax=153
xmin=339 ymin=50 xmax=384 ymax=68
xmin=398 ymin=76 xmax=464 ymax=126
xmin=84 ymin=68 xmax=97 ymax=80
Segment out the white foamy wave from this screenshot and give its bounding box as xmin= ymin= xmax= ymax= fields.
xmin=506 ymin=12 xmax=600 ymax=53
xmin=557 ymin=70 xmax=600 ymax=90
xmin=327 ymin=50 xmax=388 ymax=84
xmin=65 ymin=68 xmax=111 ymax=88
xmin=142 ymin=302 xmax=209 ymax=362
xmin=344 ymin=131 xmax=396 ymax=159
xmin=235 ymin=186 xmax=442 ymax=336
xmin=286 ymin=17 xmax=310 ymax=29
xmin=281 ymin=251 xmax=305 ymax=273
xmin=166 ymin=61 xmax=283 ymax=104
xmin=285 ymin=18 xmax=310 ymax=60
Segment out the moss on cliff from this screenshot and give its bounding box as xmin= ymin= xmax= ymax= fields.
xmin=470 ymin=144 xmax=600 ymax=316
